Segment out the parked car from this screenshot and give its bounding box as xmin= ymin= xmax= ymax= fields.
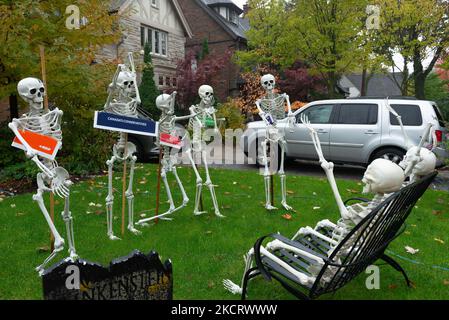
xmin=240 ymin=97 xmax=448 ymax=167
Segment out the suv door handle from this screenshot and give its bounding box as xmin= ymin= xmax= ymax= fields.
xmin=364 ymin=130 xmax=379 ymax=135
xmin=317 ymin=129 xmax=328 ymax=134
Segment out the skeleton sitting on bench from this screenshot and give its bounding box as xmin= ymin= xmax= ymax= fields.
xmin=9 ymin=77 xmax=78 ymax=275
xmin=103 ymin=53 xmax=141 ymax=240
xmin=223 ymin=114 xmax=405 ymax=294
xmin=256 ymin=74 xmax=295 ymax=211
xmin=136 ymin=92 xmax=197 ymax=225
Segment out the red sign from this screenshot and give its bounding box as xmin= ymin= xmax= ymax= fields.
xmin=160 ymin=133 xmax=182 ymax=149
xmin=12 ymin=130 xmax=61 ymax=160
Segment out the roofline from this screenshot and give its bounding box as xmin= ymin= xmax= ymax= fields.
xmin=192 ymin=0 xmax=247 ymax=41
xmin=116 ymin=0 xmax=193 ymax=38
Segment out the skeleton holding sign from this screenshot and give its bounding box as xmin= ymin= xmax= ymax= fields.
xmin=256 ymin=74 xmax=295 ymax=211
xmin=186 ymin=85 xmax=224 ymax=218
xmin=137 ymin=92 xmax=196 ymax=224
xmin=103 ymin=53 xmax=142 ymax=240
xmin=8 ymin=78 xmax=78 ymax=275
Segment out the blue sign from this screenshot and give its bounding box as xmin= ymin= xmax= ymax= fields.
xmin=94 ymin=112 xmax=158 ymax=137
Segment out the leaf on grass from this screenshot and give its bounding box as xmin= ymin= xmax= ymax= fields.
xmin=224 ymin=192 xmax=231 ymax=195
xmin=282 ymin=214 xmax=292 ymax=220
xmin=434 ymin=238 xmax=445 ymax=245
xmin=10 ymin=204 xmax=16 ymax=208
xmin=95 ymin=210 xmax=103 ymax=215
xmin=0 ymin=198 xmax=3 ymax=202
xmin=432 ymin=210 xmax=443 ymax=216
xmin=206 ymin=231 xmax=213 ymax=235
xmin=140 ymin=214 xmax=147 ymax=218
xmin=15 ymin=212 xmax=25 ymax=217
xmin=37 ymin=246 xmax=50 ymax=253
xmin=388 ymin=284 xmax=397 ymax=290
xmin=346 ymin=189 xmax=358 ymax=194
xmin=405 ymin=246 xmax=420 ymax=255
xmin=233 ymin=181 xmax=238 ymax=185
xmin=437 ymin=198 xmax=444 ymax=204
xmin=88 ymin=202 xmax=96 ymax=207
xmin=313 ymin=207 xmax=321 ymax=210
xmin=95 ymin=204 xmax=102 ymax=208
xmin=222 ymin=205 xmax=231 ymax=209
xmin=287 ymin=190 xmax=295 ymax=195
xmin=411 ymin=224 xmax=417 ymax=227
xmin=443 ymin=280 xmax=449 ymax=286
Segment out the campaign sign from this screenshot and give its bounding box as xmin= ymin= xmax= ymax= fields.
xmin=42 ymin=250 xmax=173 ymax=300
xmin=94 ymin=111 xmax=158 ymax=137
xmin=12 ymin=130 xmax=61 ymax=160
xmin=160 ymin=133 xmax=182 ymax=149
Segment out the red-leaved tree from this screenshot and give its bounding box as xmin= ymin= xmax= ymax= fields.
xmin=278 ymin=61 xmax=326 ymax=102
xmin=176 ymin=48 xmax=232 ymax=109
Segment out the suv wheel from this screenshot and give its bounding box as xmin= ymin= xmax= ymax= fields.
xmin=371 ymin=148 xmax=405 ymax=165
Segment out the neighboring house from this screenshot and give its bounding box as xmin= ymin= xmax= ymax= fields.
xmin=104 ymin=0 xmax=193 ymax=91
xmin=177 ymin=0 xmax=249 ymax=101
xmin=339 ymin=73 xmax=404 ymax=98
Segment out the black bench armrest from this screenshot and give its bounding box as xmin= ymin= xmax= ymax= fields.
xmin=344 ymin=197 xmax=370 ymax=205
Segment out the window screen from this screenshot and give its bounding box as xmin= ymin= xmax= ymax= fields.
xmin=337 ymin=104 xmax=378 ymax=125
xmin=389 ymin=104 xmax=423 ymax=126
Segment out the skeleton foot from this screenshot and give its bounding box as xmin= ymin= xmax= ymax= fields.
xmin=281 ymin=201 xmax=293 ymax=211
xmin=194 ymin=210 xmax=207 ymax=216
xmin=127 ymin=225 xmax=141 ymax=235
xmin=35 ymin=238 xmax=65 ymax=276
xmin=108 ymin=233 xmax=121 ymax=241
xmin=265 ymin=204 xmax=278 ymax=211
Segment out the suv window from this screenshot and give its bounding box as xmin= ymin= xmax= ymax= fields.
xmin=299 ymin=104 xmax=335 ymax=124
xmin=432 ymin=104 xmax=446 ymax=127
xmin=337 ymin=104 xmax=378 ymax=125
xmin=390 ymin=104 xmax=423 ymax=126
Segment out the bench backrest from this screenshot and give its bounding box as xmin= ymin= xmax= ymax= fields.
xmin=311 ymin=172 xmax=437 ymax=297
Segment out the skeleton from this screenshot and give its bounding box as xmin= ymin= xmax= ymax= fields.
xmin=8 ymin=77 xmax=78 ymax=275
xmin=103 ymin=53 xmax=141 ymax=240
xmin=385 ymin=99 xmax=437 ymax=183
xmin=255 ymin=74 xmax=295 ymax=211
xmin=136 ymin=92 xmax=196 ymax=224
xmin=223 ymin=114 xmax=405 ymax=295
xmin=186 ymin=85 xmax=224 ymax=218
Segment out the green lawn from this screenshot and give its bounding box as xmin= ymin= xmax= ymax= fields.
xmin=0 ymin=164 xmax=448 ymax=300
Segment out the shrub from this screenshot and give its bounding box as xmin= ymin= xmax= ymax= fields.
xmin=216 ymin=99 xmax=246 ymax=133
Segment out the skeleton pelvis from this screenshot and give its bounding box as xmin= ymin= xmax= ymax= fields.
xmin=113 ymin=142 xmax=136 ymax=159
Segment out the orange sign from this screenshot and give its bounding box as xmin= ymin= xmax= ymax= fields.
xmin=12 ymin=130 xmax=61 ymax=160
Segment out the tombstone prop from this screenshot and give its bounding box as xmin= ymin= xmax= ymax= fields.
xmin=43 ymin=250 xmax=172 ymax=300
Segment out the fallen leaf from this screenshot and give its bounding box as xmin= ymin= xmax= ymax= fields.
xmin=37 ymin=246 xmax=50 ymax=253
xmin=346 ymin=189 xmax=358 ymax=194
xmin=15 ymin=212 xmax=25 ymax=217
xmin=443 ymin=280 xmax=449 ymax=286
xmin=10 ymin=204 xmax=16 ymax=208
xmin=313 ymin=207 xmax=321 ymax=210
xmin=432 ymin=210 xmax=443 ymax=216
xmin=405 ymin=246 xmax=420 ymax=255
xmin=437 ymin=198 xmax=444 ymax=204
xmin=224 ymin=192 xmax=231 ymax=195
xmin=388 ymin=284 xmax=398 ymax=290
xmin=287 ymin=190 xmax=295 ymax=195
xmin=95 ymin=204 xmax=102 ymax=208
xmin=140 ymin=214 xmax=147 ymax=218
xmin=434 ymin=238 xmax=445 ymax=245
xmin=206 ymin=231 xmax=213 ymax=235
xmin=282 ymin=214 xmax=292 ymax=220
xmin=88 ymin=202 xmax=96 ymax=207
xmin=95 ymin=210 xmax=103 ymax=215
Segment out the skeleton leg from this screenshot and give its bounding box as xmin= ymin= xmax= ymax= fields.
xmin=105 ymin=156 xmax=120 ymax=241
xmin=291 ymin=226 xmax=339 ymax=247
xmin=278 ymin=139 xmax=293 ymax=211
xmin=172 ymin=166 xmax=189 ymax=210
xmin=223 ymin=248 xmax=255 ymax=295
xmin=262 ymin=138 xmax=276 ymax=210
xmin=187 ymin=148 xmax=205 ymax=216
xmin=33 ymin=181 xmax=65 ymax=275
xmin=126 ymin=155 xmax=141 ymax=235
xmin=61 ymin=181 xmax=78 ymax=261
xmin=202 ymin=150 xmax=224 ymax=218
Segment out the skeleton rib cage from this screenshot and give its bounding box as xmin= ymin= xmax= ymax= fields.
xmin=259 ymin=94 xmax=287 ymax=121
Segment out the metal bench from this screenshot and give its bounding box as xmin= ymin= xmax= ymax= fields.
xmin=241 ymin=172 xmax=438 ymax=300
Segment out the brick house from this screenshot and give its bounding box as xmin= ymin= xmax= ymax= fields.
xmin=106 ymin=0 xmax=193 ymax=91
xmin=177 ymin=0 xmax=248 ymax=101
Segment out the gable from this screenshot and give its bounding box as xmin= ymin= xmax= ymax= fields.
xmin=118 ymin=0 xmax=192 ymax=37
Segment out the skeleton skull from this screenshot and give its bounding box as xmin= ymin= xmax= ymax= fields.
xmin=362 ymin=159 xmax=405 ymax=194
xmin=198 ymin=85 xmax=214 ymax=105
xmin=156 ymin=94 xmax=173 ymax=113
xmin=17 ymin=77 xmax=45 ymax=109
xmin=401 ymin=147 xmax=437 ymax=178
xmin=261 ymin=74 xmax=276 ymax=91
xmin=116 ymin=71 xmax=135 ymax=97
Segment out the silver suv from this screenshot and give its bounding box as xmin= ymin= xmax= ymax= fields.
xmin=241 ymin=98 xmax=448 ymax=167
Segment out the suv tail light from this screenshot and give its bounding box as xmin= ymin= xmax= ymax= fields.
xmin=435 ymin=130 xmax=443 ymax=143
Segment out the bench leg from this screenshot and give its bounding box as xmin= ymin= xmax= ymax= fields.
xmin=241 ymin=267 xmax=261 ymax=300
xmin=381 ymin=254 xmax=412 ymax=287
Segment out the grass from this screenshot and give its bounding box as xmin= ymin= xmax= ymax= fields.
xmin=0 ymin=163 xmax=448 ymax=300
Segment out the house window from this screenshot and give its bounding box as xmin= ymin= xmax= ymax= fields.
xmin=172 ymin=77 xmax=177 ymax=87
xmin=158 ymin=75 xmax=164 ymax=86
xmin=151 ymin=0 xmax=159 ymax=8
xmin=166 ymin=77 xmax=171 ymax=87
xmin=141 ymin=25 xmax=168 ymax=57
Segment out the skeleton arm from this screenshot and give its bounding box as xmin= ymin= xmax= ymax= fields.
xmin=104 ymin=64 xmax=124 ymax=110
xmin=403 ymin=123 xmax=435 ymax=177
xmin=189 ymin=106 xmax=204 ymax=127
xmin=127 ymin=52 xmax=141 ymax=105
xmin=256 ymin=100 xmax=271 ymax=127
xmin=301 ymin=115 xmax=350 ymax=220
xmin=385 ymin=99 xmax=412 ymax=149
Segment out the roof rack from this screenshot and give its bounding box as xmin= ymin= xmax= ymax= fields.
xmin=346 ymin=96 xmax=418 ymax=100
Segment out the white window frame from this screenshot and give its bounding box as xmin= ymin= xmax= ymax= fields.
xmin=151 ymin=0 xmax=159 ymax=9
xmin=141 ymin=25 xmax=168 ymax=57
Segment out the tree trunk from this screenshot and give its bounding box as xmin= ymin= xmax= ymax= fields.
xmin=413 ymin=50 xmax=426 ymax=99
xmin=327 ymin=71 xmax=338 ymax=98
xmin=9 ymin=94 xmax=18 ymax=120
xmin=361 ymin=68 xmax=367 ymax=96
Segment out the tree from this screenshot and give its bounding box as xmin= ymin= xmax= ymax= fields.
xmin=139 ymin=42 xmax=160 ymax=118
xmin=175 ymin=48 xmax=231 ymax=109
xmin=425 ymin=72 xmax=449 ymax=119
xmin=238 ymin=0 xmax=370 ymax=97
xmin=278 ymin=61 xmax=326 ymax=102
xmin=371 ymin=0 xmax=449 ymax=98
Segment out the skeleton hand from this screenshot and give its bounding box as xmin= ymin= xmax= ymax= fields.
xmin=301 ymin=114 xmax=328 ymax=165
xmin=51 ymin=167 xmax=71 ymax=198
